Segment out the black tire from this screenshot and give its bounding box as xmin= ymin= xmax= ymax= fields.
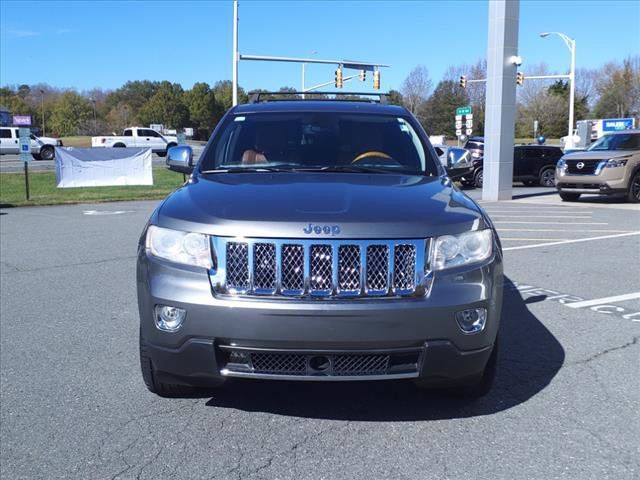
xmin=538 ymin=167 xmax=556 ymax=187
xmin=413 ymin=341 xmax=498 ymax=399
xmin=139 ymin=331 xmax=197 ymax=398
xmin=40 ymin=145 xmax=55 ymax=161
xmin=559 ymin=192 xmax=581 ymax=202
xmin=451 ymin=340 xmax=498 ymax=399
xmin=474 ymin=168 xmax=483 ymax=188
xmin=32 ymin=153 xmax=43 ymax=161
xmin=460 ymin=178 xmax=475 ymax=188
xmin=628 ymin=170 xmax=640 ymax=203
xmin=113 ymin=143 xmax=126 ymax=148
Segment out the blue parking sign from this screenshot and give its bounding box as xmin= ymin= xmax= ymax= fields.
xmin=19 ymin=128 xmax=31 ymax=162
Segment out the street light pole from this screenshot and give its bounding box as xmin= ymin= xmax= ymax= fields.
xmin=540 ymin=32 xmax=576 ymax=147
xmin=232 ymin=0 xmax=239 ymax=106
xmin=40 ymin=90 xmax=45 ymax=136
xmin=301 ymin=51 xmax=317 ymax=100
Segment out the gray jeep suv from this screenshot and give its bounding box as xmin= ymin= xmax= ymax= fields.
xmin=137 ymin=97 xmax=503 ymax=398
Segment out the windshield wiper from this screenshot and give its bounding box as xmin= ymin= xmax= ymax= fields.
xmin=297 ymin=165 xmax=418 ymax=175
xmin=200 ymin=167 xmax=288 ymax=174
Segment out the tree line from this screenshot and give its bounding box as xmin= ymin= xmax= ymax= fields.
xmin=1 ymin=55 xmax=637 ymax=140
xmin=400 ymin=55 xmax=639 ymax=139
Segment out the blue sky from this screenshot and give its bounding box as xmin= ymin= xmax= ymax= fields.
xmin=1 ymin=0 xmax=639 ymax=93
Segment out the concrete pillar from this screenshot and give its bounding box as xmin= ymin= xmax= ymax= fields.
xmin=482 ymin=0 xmax=520 ymax=201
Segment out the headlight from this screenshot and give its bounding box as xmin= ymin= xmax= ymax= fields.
xmin=431 ymin=230 xmax=493 ymax=271
xmin=605 ymin=158 xmax=628 ymax=168
xmin=557 ymin=158 xmax=566 ymax=169
xmin=146 ymin=225 xmax=213 ymax=269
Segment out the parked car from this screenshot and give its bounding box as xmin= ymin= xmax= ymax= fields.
xmin=92 ymin=127 xmax=178 ymax=156
xmin=461 ymin=145 xmax=564 ymax=188
xmin=0 ymin=126 xmax=62 ymax=160
xmin=463 ymin=136 xmax=485 ymax=161
xmin=432 ymin=144 xmax=475 ymax=180
xmin=555 ymin=130 xmax=640 ymax=202
xmin=137 ymin=96 xmax=503 ymax=398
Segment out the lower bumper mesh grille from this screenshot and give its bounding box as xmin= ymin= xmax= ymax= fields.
xmin=223 ymin=349 xmax=422 ymax=379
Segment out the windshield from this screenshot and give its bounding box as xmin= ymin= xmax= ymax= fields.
xmin=200 ymin=112 xmax=437 ymax=175
xmin=588 ymin=133 xmax=640 ymax=151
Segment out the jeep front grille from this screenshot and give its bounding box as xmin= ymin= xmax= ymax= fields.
xmin=210 ymin=237 xmax=427 ymax=298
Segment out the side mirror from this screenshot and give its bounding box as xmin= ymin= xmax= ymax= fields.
xmin=166 ymin=145 xmax=194 ymax=174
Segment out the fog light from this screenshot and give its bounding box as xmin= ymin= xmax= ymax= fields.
xmin=154 ymin=305 xmax=186 ymax=332
xmin=455 ymin=308 xmax=487 ymax=334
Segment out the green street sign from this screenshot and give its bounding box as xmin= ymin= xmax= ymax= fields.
xmin=456 ymin=106 xmax=472 ymax=116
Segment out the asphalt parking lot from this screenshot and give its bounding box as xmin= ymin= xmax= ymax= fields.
xmin=1 ymin=187 xmax=639 ymax=479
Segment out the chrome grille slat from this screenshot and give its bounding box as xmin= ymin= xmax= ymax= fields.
xmin=213 ymin=238 xmax=426 ymax=299
xmin=366 ymin=245 xmax=389 ymax=294
xmin=225 ymin=242 xmax=249 ymax=291
xmin=338 ymin=245 xmax=361 ymax=293
xmin=393 ymin=244 xmax=417 ymax=292
xmin=310 ymin=245 xmax=333 ymax=293
xmin=253 ymin=243 xmax=276 ymax=291
xmin=282 ymin=244 xmax=304 ymax=294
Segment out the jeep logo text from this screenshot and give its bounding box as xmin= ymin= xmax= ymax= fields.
xmin=303 ymin=223 xmax=341 ymax=236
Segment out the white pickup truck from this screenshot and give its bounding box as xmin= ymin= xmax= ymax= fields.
xmin=0 ymin=126 xmax=62 ymax=160
xmin=92 ymin=127 xmax=178 ymax=156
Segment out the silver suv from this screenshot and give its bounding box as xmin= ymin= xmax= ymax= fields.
xmin=556 ymin=130 xmax=640 ymax=202
xmin=137 ymin=97 xmax=503 ymax=398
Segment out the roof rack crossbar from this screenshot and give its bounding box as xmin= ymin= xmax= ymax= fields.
xmin=248 ymin=91 xmax=388 ymax=104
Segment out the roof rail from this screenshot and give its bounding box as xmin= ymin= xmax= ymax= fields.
xmin=248 ymin=91 xmax=389 ymax=104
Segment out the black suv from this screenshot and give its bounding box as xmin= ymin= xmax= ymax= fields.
xmin=461 ymin=144 xmax=564 ymax=188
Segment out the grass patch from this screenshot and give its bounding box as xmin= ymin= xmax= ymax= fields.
xmin=59 ymin=136 xmax=93 ymax=148
xmin=0 ymin=168 xmax=185 ymax=207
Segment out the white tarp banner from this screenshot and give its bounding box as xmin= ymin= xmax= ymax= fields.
xmin=55 ymin=147 xmax=153 ymax=188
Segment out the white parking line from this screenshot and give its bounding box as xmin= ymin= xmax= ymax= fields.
xmin=490 ymin=215 xmax=592 ymax=219
xmin=566 ymin=292 xmax=640 ymax=309
xmin=494 ymin=221 xmax=608 ymax=225
xmin=497 ymin=228 xmax=631 ymax=233
xmin=503 ymin=231 xmax=640 ymax=251
xmin=501 ymin=238 xmax=570 ymax=241
xmin=485 ymin=211 xmax=593 ymax=214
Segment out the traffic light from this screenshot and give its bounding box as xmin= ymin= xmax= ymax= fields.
xmin=516 ymin=72 xmax=524 ymax=86
xmin=459 ymin=75 xmax=467 ymax=89
xmin=335 ymin=67 xmax=343 ymax=88
xmin=373 ymin=70 xmax=380 ymax=90
xmin=359 ymin=69 xmax=366 ymax=81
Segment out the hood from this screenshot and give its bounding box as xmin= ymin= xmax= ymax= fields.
xmin=155 ymin=173 xmax=485 ymax=239
xmin=562 ymin=149 xmax=636 ymax=160
xmin=35 ymin=136 xmax=59 ymax=144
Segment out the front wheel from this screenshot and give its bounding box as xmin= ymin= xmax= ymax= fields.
xmin=40 ymin=145 xmax=55 ymax=161
xmin=474 ymin=169 xmax=483 ymax=188
xmin=559 ymin=192 xmax=581 ymax=202
xmin=539 ymin=168 xmax=556 ymax=187
xmin=628 ymin=170 xmax=640 ymax=203
xmin=139 ymin=331 xmax=223 ymax=397
xmin=32 ymin=153 xmax=43 ymax=161
xmin=414 ymin=341 xmax=498 ymax=399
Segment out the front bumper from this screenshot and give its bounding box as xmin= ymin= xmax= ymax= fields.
xmin=555 ymin=166 xmax=628 ymax=194
xmin=137 ymin=248 xmax=503 ymax=386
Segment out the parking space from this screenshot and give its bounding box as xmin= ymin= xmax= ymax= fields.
xmin=1 ymin=192 xmax=639 ymax=479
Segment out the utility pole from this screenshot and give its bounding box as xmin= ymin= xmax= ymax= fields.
xmin=40 ymin=90 xmax=45 ymax=136
xmin=232 ymin=0 xmax=239 ymax=106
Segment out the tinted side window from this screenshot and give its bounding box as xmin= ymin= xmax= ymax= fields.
xmin=123 ymin=130 xmax=133 ymax=137
xmin=0 ymin=129 xmax=11 ymax=138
